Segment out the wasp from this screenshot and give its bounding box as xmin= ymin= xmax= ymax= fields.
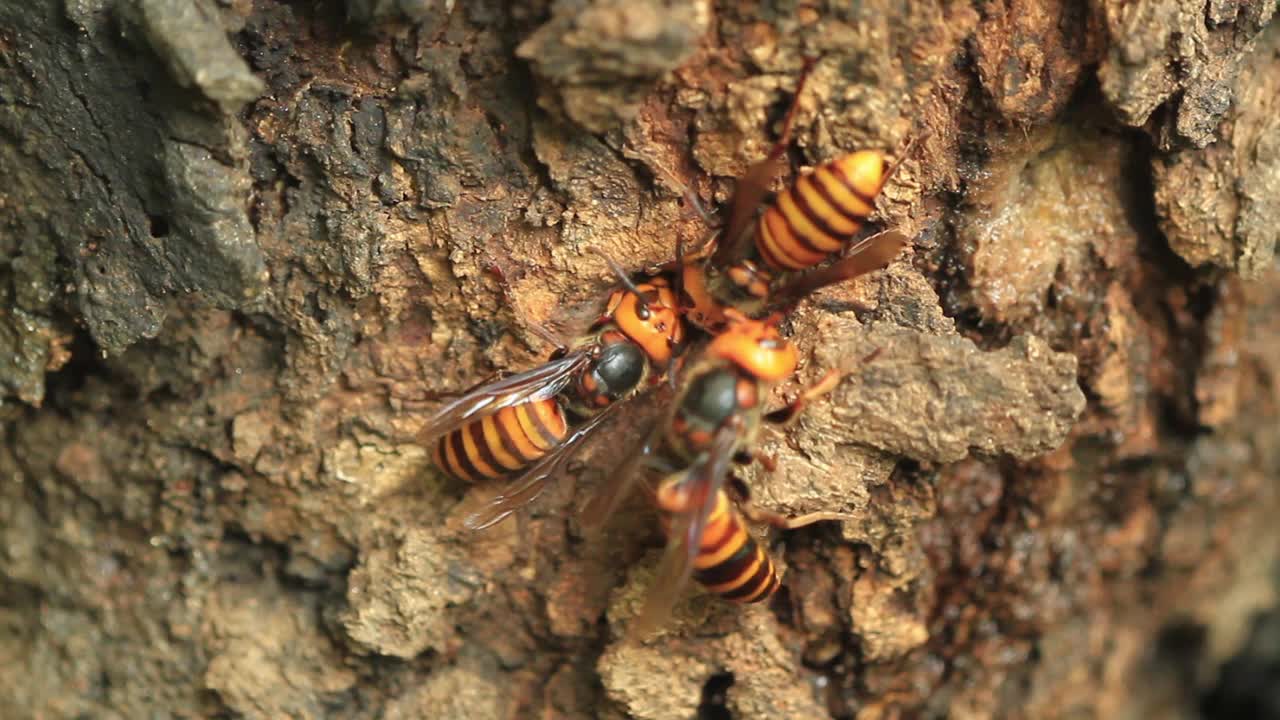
xmin=421 ymin=263 xmax=686 ymax=530
xmin=584 ymin=311 xmax=853 ymax=634
xmin=674 ymin=58 xmax=911 ymax=331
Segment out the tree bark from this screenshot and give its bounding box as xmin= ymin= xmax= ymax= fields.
xmin=1 ymin=1 xmax=1278 ymax=718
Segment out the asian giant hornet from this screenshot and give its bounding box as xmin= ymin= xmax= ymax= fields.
xmin=583 ymin=310 xmax=856 ymax=636
xmin=420 ymin=262 xmax=686 ymax=531
xmin=672 ymin=57 xmax=912 ymax=331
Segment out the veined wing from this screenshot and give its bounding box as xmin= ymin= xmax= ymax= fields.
xmin=417 ymin=353 xmax=591 ymax=444
xmin=770 ymin=230 xmax=908 ymax=305
xmin=712 ymin=58 xmax=817 ymax=269
xmin=577 ymin=373 xmax=680 ymax=534
xmin=577 ymin=422 xmax=658 ymax=536
xmin=626 ymin=421 xmax=740 ymax=639
xmin=462 ymin=400 xmax=623 ymax=531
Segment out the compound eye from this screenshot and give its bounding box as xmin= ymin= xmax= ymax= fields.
xmin=593 ymin=342 xmax=646 ymax=397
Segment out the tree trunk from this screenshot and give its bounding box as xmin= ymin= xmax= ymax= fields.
xmin=2 ymin=1 xmax=1278 ymax=718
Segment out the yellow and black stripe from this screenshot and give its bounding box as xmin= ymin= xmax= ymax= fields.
xmin=756 ymin=150 xmax=887 ymax=272
xmin=690 ymin=490 xmax=780 ymax=604
xmin=432 ymin=398 xmax=568 ymax=483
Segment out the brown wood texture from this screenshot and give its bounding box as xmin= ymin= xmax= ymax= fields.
xmin=1 ymin=1 xmax=1278 ymax=718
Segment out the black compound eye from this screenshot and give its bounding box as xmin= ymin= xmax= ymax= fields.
xmin=683 ymin=369 xmax=739 ymax=427
xmin=592 ymin=342 xmax=645 ymax=397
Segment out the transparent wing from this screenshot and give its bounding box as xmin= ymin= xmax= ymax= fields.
xmin=627 ymin=421 xmax=740 ymax=639
xmin=712 ymin=59 xmax=816 ymax=268
xmin=712 ymin=149 xmax=789 ymax=268
xmin=770 ymin=230 xmax=909 ymax=305
xmin=462 ymin=401 xmax=623 ymax=531
xmin=417 ymin=353 xmax=592 ymax=444
xmin=577 ymin=376 xmax=679 ymax=535
xmin=577 ymin=423 xmax=658 ymax=536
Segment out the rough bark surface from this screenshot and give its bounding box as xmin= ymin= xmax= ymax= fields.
xmin=1 ymin=1 xmax=1277 ymax=718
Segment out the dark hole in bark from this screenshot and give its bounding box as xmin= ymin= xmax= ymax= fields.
xmin=698 ymin=671 xmax=735 ymax=720
xmin=147 ymin=214 xmax=171 ymax=238
xmin=1202 ymin=609 xmax=1280 ymax=720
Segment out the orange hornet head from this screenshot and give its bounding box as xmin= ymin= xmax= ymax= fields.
xmin=607 ymin=277 xmax=685 ymax=367
xmin=706 ymin=310 xmax=797 ymax=382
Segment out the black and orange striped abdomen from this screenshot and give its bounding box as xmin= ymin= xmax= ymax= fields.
xmin=432 ymin=398 xmax=568 ymax=483
xmin=689 ymin=490 xmax=780 ymax=604
xmin=755 ymin=150 xmax=887 ymax=272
